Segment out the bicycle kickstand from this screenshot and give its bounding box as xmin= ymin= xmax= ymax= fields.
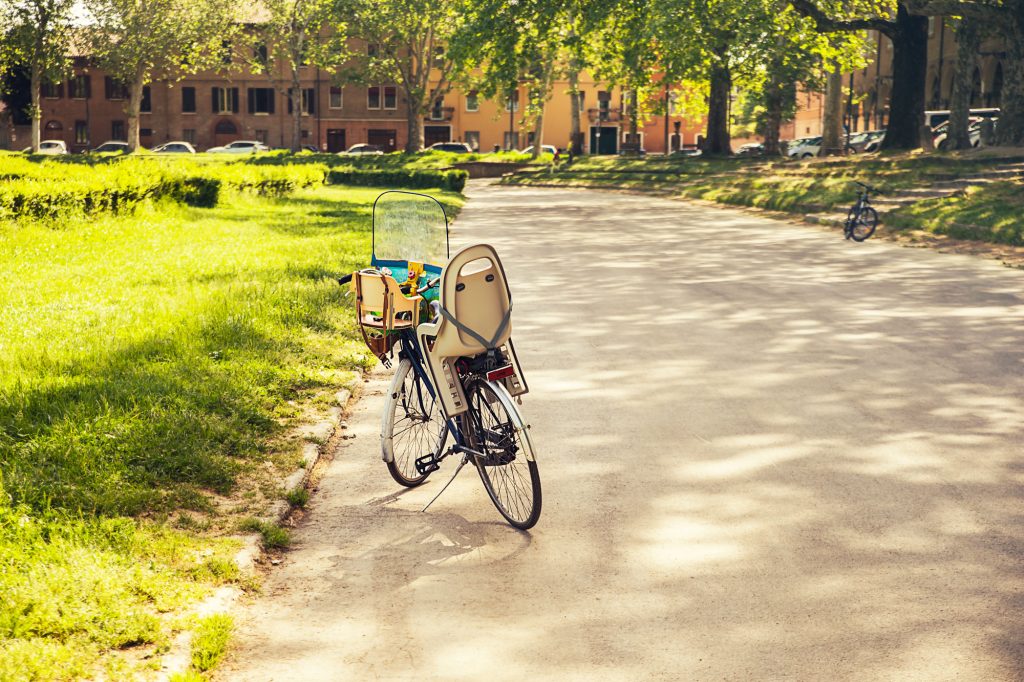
xmin=421 ymin=453 xmax=471 ymax=513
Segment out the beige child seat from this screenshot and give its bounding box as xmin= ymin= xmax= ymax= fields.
xmin=417 ymin=244 xmax=528 ymax=416
xmin=354 ymin=268 xmax=421 ymax=360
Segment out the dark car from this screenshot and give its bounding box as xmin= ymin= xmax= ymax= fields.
xmin=737 ymin=143 xmax=765 ymax=156
xmin=90 ymin=141 xmax=131 ymax=154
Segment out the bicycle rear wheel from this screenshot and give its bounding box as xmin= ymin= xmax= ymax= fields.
xmin=850 ymin=206 xmax=878 ymax=242
xmin=382 ymin=358 xmax=445 ymax=487
xmin=465 ymin=379 xmax=541 ymax=530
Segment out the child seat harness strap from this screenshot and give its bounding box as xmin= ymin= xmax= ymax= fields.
xmin=436 ymin=300 xmax=513 ymax=351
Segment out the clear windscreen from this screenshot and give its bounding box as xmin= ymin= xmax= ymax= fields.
xmin=372 ymin=191 xmax=449 ymax=267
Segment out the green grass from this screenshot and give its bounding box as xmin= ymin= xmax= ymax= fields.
xmin=239 ymin=518 xmax=290 ymax=549
xmin=190 ymin=614 xmax=233 ymax=673
xmin=0 ymin=181 xmax=463 ymax=679
xmin=507 ymin=152 xmax=1024 ymax=246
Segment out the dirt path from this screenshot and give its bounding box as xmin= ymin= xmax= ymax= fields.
xmin=220 ymin=184 xmax=1024 ymax=680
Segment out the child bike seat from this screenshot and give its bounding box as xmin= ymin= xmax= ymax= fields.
xmin=418 ymin=244 xmax=526 ymax=416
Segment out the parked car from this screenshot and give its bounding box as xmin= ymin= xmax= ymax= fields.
xmin=737 ymin=142 xmax=764 ymax=157
xmin=924 ymin=107 xmax=999 ymax=130
xmin=90 ymin=141 xmax=131 ymax=154
xmin=847 ymin=130 xmax=885 ymax=153
xmin=206 ymin=140 xmax=269 ymax=154
xmin=345 ymin=143 xmax=384 ymax=155
xmin=520 ymin=144 xmax=558 ymax=156
xmin=787 ymin=136 xmax=822 ymax=158
xmin=152 ymin=141 xmax=196 ymax=154
xmin=426 ymin=141 xmax=473 ymax=153
xmin=932 ymin=117 xmax=989 ymax=149
xmin=671 ymin=147 xmax=702 ymax=157
xmin=21 ymin=140 xmax=68 ymax=155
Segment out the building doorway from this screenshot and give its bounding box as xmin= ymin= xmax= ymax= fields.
xmin=424 ymin=125 xmax=451 ymax=147
xmin=589 ymin=126 xmax=618 ymax=154
xmin=214 ymin=119 xmax=240 ymax=147
xmin=327 ymin=129 xmax=346 ymax=153
xmin=367 ymin=128 xmax=397 ymax=152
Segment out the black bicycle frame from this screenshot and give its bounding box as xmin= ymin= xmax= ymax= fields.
xmin=393 ymin=328 xmax=467 ymax=458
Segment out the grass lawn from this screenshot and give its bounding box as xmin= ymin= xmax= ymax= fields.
xmin=0 ymin=183 xmax=462 ymax=679
xmin=506 ymin=151 xmax=1024 ymax=246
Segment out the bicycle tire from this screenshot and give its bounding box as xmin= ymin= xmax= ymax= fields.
xmin=465 ymin=379 xmax=541 ymax=530
xmin=381 ymin=358 xmax=445 ymax=487
xmin=850 ymin=206 xmax=878 ymax=242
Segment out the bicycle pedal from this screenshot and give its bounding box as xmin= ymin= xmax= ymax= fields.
xmin=415 ymin=454 xmax=440 ymax=475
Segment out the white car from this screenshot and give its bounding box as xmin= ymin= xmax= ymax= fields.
xmin=520 ymin=144 xmax=558 ymax=156
xmin=206 ymin=140 xmax=269 ymax=154
xmin=345 ymin=144 xmax=384 ymax=155
xmin=152 ymin=141 xmax=197 ymax=154
xmin=787 ymin=136 xmax=822 ymax=159
xmin=932 ymin=118 xmax=987 ymax=150
xmin=23 ymin=140 xmax=68 ymax=155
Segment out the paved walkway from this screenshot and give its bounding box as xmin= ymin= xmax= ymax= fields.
xmin=220 ymin=183 xmax=1024 ymax=681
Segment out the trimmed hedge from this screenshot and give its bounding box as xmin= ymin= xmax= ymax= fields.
xmin=326 ymin=168 xmax=467 ymax=192
xmin=0 ymin=156 xmax=464 ymax=222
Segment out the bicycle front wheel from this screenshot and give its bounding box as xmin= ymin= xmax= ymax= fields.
xmin=850 ymin=206 xmax=878 ymax=242
xmin=382 ymin=358 xmax=446 ymax=487
xmin=465 ymin=380 xmax=541 ymax=530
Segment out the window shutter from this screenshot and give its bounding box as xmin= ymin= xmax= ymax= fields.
xmin=247 ymin=88 xmax=255 ymax=114
xmin=306 ymin=88 xmax=315 ymax=115
xmin=287 ymin=89 xmax=293 ymax=115
xmin=231 ymin=88 xmax=239 ymax=113
xmin=85 ymin=75 xmax=92 ymax=98
xmin=213 ymin=87 xmax=219 ymax=113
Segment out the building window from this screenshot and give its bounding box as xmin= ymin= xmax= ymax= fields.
xmin=182 ymin=128 xmax=195 ymax=144
xmin=254 ymin=43 xmax=268 ymax=65
xmin=433 ymin=46 xmax=445 ymax=68
xmin=214 ymin=120 xmax=237 ymax=135
xmin=301 ymin=129 xmax=310 ymax=139
xmin=248 ymin=87 xmax=275 ymax=114
xmin=505 ymin=91 xmax=519 ymax=112
xmin=105 ymin=77 xmax=128 ymax=100
xmin=42 ymin=80 xmax=63 ymax=99
xmin=288 ymin=88 xmax=315 ymax=115
xmin=430 ymin=98 xmax=444 ymax=120
xmin=140 ymin=128 xmax=153 ymax=137
xmin=367 ymin=43 xmax=379 ymax=57
xmin=329 ymin=86 xmax=343 ymax=109
xmin=383 ymin=85 xmax=397 ymax=109
xmin=465 ymin=91 xmax=479 ymax=112
xmin=464 ymin=131 xmax=480 ymax=151
xmin=221 ymin=40 xmax=232 ymax=65
xmin=368 ymin=86 xmax=380 ymax=109
xmin=140 ymin=86 xmax=151 ymax=113
xmin=111 ymin=121 xmax=126 ymax=141
xmin=182 ymin=87 xmax=196 ymax=113
xmin=45 ymin=120 xmax=62 ymax=131
xmin=254 ymin=129 xmax=268 ymax=143
xmin=503 ymin=131 xmax=519 ymax=150
xmin=74 ymin=120 xmax=88 ymax=145
xmin=69 ymin=75 xmax=90 ymax=99
xmin=213 ymin=87 xmax=240 ymax=114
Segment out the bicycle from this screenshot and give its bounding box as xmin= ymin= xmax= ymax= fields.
xmin=338 ymin=191 xmax=541 ymax=530
xmin=844 ymin=181 xmax=880 ymax=242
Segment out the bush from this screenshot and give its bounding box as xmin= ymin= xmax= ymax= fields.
xmin=326 ymin=168 xmax=467 ymax=192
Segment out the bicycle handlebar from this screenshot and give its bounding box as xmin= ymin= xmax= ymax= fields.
xmin=417 ymin=276 xmax=441 ymax=295
xmin=853 ymin=180 xmax=880 ymax=194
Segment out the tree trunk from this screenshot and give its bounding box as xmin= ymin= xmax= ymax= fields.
xmin=568 ymin=67 xmax=582 ymax=155
xmin=405 ymin=107 xmax=424 ymax=152
xmin=127 ymin=74 xmax=144 ymax=152
xmin=704 ymin=61 xmax=731 ymax=156
xmin=531 ymin=94 xmax=545 ymax=159
xmin=881 ymin=5 xmax=927 ymax=150
xmin=290 ymin=69 xmax=302 ymax=152
xmin=821 ymin=62 xmax=845 ymax=155
xmin=30 ymin=63 xmax=41 ymax=153
xmin=995 ymin=11 xmax=1024 ymax=145
xmin=947 ymin=18 xmax=981 ymax=150
xmin=763 ymin=78 xmax=784 ymax=157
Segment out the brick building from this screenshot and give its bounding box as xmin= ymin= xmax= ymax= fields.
xmin=1 ymin=43 xmax=706 ymax=155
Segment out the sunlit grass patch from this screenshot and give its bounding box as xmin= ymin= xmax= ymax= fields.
xmin=0 ymin=182 xmax=463 ymax=679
